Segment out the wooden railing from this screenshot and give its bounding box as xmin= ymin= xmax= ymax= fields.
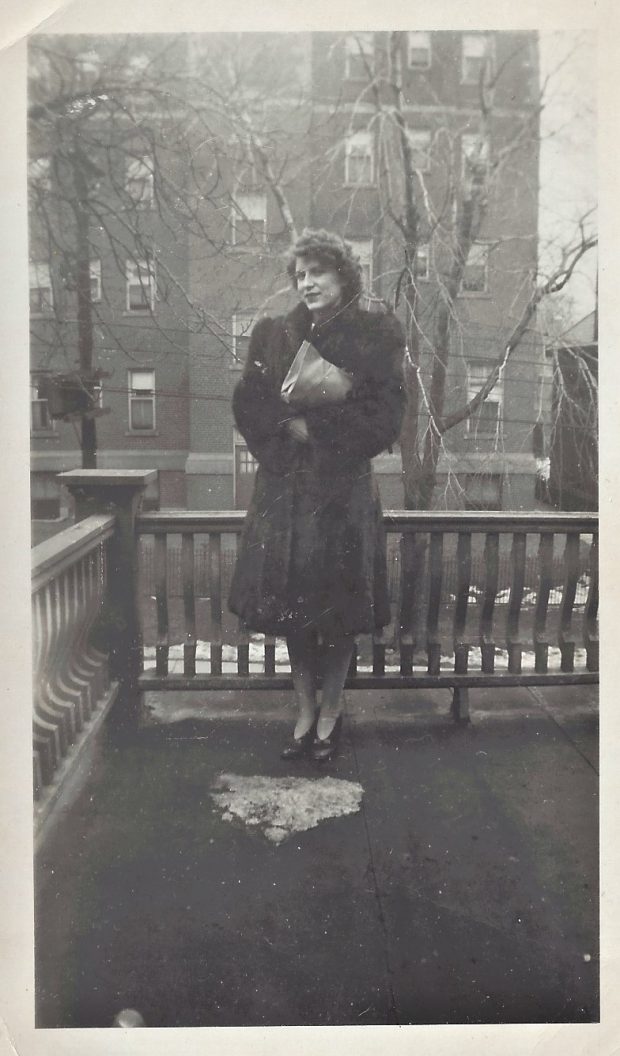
xmin=136 ymin=509 xmax=598 ymax=719
xmin=31 ymin=471 xmax=599 ymax=840
xmin=31 ymin=514 xmax=118 ymax=820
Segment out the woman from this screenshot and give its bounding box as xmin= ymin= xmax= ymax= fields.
xmin=229 ymin=229 xmax=405 ymax=761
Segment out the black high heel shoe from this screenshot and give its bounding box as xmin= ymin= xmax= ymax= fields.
xmin=312 ymin=713 xmax=343 ymax=762
xmin=280 ymin=710 xmax=319 ymax=760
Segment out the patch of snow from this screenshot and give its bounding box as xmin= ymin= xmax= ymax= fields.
xmin=356 ymin=645 xmax=587 ymax=674
xmin=144 ymin=638 xmax=589 ymax=676
xmin=210 ymin=773 xmax=364 ymax=844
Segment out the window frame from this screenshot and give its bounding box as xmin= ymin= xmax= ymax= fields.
xmin=461 ymin=33 xmax=493 ymax=86
xmin=230 ymin=192 xmax=267 ymax=247
xmin=233 ymin=428 xmax=259 ymax=507
xmin=461 ymin=132 xmax=490 ymax=180
xmin=29 ymin=262 xmax=53 ymax=314
xmin=415 ymin=243 xmax=430 ymax=281
xmin=231 ymin=312 xmax=256 ymax=366
xmin=461 ymin=241 xmax=491 ymax=296
xmin=31 ymin=474 xmax=62 ymax=519
xmin=406 ymin=127 xmax=432 ymax=174
xmin=407 ymin=31 xmax=432 ymax=69
xmin=235 ymin=149 xmax=260 ymax=192
xmin=462 ymin=472 xmax=504 ymax=511
xmin=344 ymin=130 xmax=375 ymax=187
xmin=125 ymin=155 xmax=155 ymax=209
xmin=127 ymin=368 xmax=156 ymax=432
xmin=344 ymin=33 xmax=375 ymax=80
xmin=126 ymin=258 xmax=156 ymax=313
xmin=30 ymin=376 xmax=55 ymax=435
xmin=89 ymin=259 xmax=102 ymax=303
xmin=536 ymin=369 xmax=553 ymax=417
xmin=465 ymin=360 xmax=504 ymax=439
xmin=347 ymin=237 xmax=374 ymax=290
xmin=239 ymin=449 xmax=257 ymax=473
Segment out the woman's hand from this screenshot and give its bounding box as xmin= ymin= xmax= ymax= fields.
xmin=285 ymin=416 xmax=309 ymax=443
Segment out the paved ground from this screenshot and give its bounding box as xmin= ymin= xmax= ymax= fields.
xmin=34 ymin=683 xmax=599 ymax=1028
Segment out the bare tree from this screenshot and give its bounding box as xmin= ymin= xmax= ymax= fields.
xmin=29 ymin=31 xmax=596 ymax=504
xmin=28 ymin=33 xmax=309 ymax=465
xmin=289 ymin=30 xmax=596 ymax=642
xmin=309 ymin=31 xmax=597 ymax=511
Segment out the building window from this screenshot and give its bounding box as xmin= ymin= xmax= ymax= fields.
xmin=31 ymin=474 xmax=61 ymax=519
xmin=30 ymin=376 xmax=53 ymax=433
xmin=408 ymin=31 xmax=431 ymax=68
xmin=126 ymin=259 xmax=156 ymax=311
xmin=233 ymin=427 xmax=258 ymax=473
xmin=406 ymin=128 xmax=432 ymax=173
xmin=238 ymin=447 xmax=258 ymax=474
xmin=90 ymin=259 xmax=102 ymax=302
xmin=415 ymin=243 xmax=430 ymax=280
xmin=347 ymin=237 xmax=373 ymax=290
xmin=466 ymin=361 xmax=503 ymax=438
xmin=230 ymin=193 xmax=267 ymax=246
xmin=231 ymin=312 xmax=255 ymax=365
xmin=233 ymin=427 xmax=258 ymax=508
xmin=461 ymin=242 xmax=490 ymax=294
xmin=29 ymin=262 xmax=53 ymax=313
xmin=345 ymin=131 xmax=374 ymax=186
xmin=461 ymin=133 xmax=490 ymax=180
xmin=462 ymin=473 xmax=503 ymax=510
xmin=461 ymin=34 xmax=492 ymax=85
xmin=125 ymin=156 xmax=154 ymax=208
xmin=537 ymin=370 xmax=552 ymax=416
xmin=234 ymin=428 xmax=257 ymax=472
xmin=235 ymin=148 xmax=260 ymax=191
xmin=345 ymin=33 xmax=374 ymax=80
xmin=128 ymin=369 xmax=155 ymax=431
xmin=92 ymin=377 xmax=103 ymax=410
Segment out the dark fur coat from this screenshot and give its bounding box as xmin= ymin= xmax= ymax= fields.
xmin=228 ymin=301 xmax=406 ymax=636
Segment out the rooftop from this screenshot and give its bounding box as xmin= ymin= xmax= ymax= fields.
xmin=35 ymin=682 xmax=598 ymax=1028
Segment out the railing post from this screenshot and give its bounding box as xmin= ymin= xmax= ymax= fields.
xmin=59 ymin=470 xmax=157 ymax=728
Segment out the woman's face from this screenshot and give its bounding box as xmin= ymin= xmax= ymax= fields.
xmin=294 ymin=256 xmax=344 ymax=319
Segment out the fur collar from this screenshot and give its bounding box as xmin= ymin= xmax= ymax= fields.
xmin=281 ymin=300 xmax=394 ymax=377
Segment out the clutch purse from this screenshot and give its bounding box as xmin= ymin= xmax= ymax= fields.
xmin=280 ymin=341 xmax=353 ymax=407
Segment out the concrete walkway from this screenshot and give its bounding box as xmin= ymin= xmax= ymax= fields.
xmin=34 ymin=684 xmax=598 ymax=1028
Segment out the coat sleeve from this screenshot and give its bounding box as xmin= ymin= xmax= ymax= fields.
xmin=232 ymin=317 xmax=295 ymax=473
xmin=304 ymin=313 xmax=406 ymax=465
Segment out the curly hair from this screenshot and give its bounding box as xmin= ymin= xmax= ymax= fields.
xmin=286 ymin=228 xmax=364 ymax=305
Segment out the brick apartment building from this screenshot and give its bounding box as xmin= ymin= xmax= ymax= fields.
xmin=29 ymin=31 xmax=544 ymax=520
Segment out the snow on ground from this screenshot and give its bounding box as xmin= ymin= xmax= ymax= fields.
xmin=210 ymin=773 xmax=364 ymax=844
xmin=447 ymin=579 xmax=590 ymax=607
xmin=143 ymin=638 xmax=588 ymax=675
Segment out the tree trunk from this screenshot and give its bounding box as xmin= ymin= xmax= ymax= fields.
xmin=400 ymin=279 xmax=422 ymax=509
xmin=398 ymin=275 xmax=427 ymax=640
xmin=74 ymin=156 xmax=97 ymax=469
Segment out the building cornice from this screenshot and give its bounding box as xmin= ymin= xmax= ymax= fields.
xmin=185 ymin=453 xmax=234 ymax=475
xmin=31 ymin=450 xmax=187 ymax=472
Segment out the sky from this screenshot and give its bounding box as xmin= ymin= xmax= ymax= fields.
xmin=538 ymin=30 xmax=597 ymax=323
